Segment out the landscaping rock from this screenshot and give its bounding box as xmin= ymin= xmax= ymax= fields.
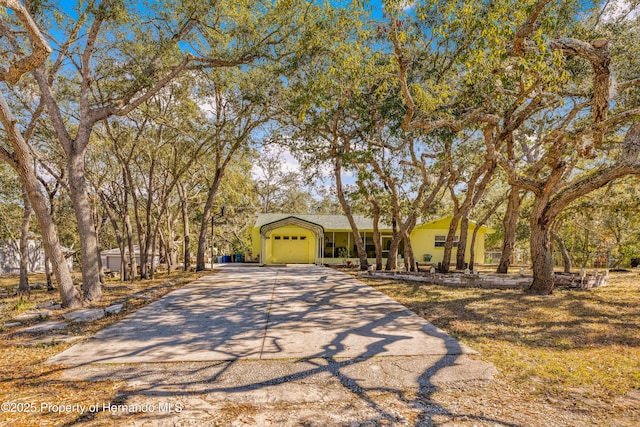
xmin=49 ymin=304 xmax=62 ymax=310
xmin=571 ymin=395 xmax=608 ymax=409
xmin=14 ymin=321 xmax=68 ymax=335
xmin=626 ymin=390 xmax=640 ymax=402
xmin=37 ymin=301 xmax=57 ymax=309
xmin=365 ymin=271 xmax=532 ymax=289
xmin=105 ymin=304 xmax=123 ymax=315
xmin=18 ymin=334 xmax=85 ymax=348
xmin=14 ymin=310 xmax=51 ymax=321
xmin=63 ymin=309 xmax=105 ymax=323
xmin=104 ymin=284 xmax=134 ymax=291
xmin=3 ymin=322 xmax=22 ymax=328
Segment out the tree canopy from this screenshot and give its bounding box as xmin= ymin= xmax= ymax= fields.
xmin=1 ymin=0 xmax=639 ymax=300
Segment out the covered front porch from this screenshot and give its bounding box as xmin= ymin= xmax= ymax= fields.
xmin=322 ymin=231 xmax=404 ymax=265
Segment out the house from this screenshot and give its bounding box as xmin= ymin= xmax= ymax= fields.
xmin=251 ymin=214 xmax=494 ymax=265
xmin=0 ymin=239 xmax=73 ymax=275
xmin=100 ymin=246 xmax=160 ymax=273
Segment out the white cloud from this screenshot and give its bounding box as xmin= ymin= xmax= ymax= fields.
xmin=279 ymin=149 xmax=301 ymax=174
xmin=252 ymin=144 xmax=357 ymax=186
xmin=251 ymin=145 xmax=302 ymax=180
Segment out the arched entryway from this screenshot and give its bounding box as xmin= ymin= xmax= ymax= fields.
xmin=259 ymin=217 xmax=324 ymax=265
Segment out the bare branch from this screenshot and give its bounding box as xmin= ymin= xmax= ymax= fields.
xmin=32 ymin=68 xmax=73 ymax=154
xmin=617 ymin=77 xmax=640 ymax=91
xmin=0 ymin=0 xmax=52 ymax=84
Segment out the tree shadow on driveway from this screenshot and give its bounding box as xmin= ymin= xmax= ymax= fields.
xmin=45 ymin=266 xmax=515 ymax=426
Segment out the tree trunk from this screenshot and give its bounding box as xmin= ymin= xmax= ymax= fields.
xmin=67 ymin=150 xmax=102 ymax=301
xmin=102 ymin=202 xmax=125 ymax=280
xmin=28 ymin=177 xmax=80 ymax=307
xmin=385 ymin=235 xmax=401 ymax=270
xmin=4 ymin=166 xmax=79 ymax=306
xmin=118 ymin=245 xmax=126 ymax=280
xmin=177 ymin=182 xmax=190 ymax=271
xmin=196 ymin=177 xmax=221 ymax=271
xmin=43 ymin=181 xmax=56 ymax=291
xmin=18 ymin=187 xmax=31 ymax=297
xmin=165 ymin=209 xmax=177 ymax=274
xmin=334 ymin=156 xmax=367 ymax=270
xmin=551 ymin=230 xmax=572 ymax=273
xmin=441 ymin=215 xmax=460 ymax=273
xmin=528 ymin=217 xmax=555 ymax=294
xmin=401 ymin=229 xmax=416 ymax=271
xmin=44 ymin=254 xmax=53 ymax=291
xmin=150 ymin=226 xmax=158 ymax=279
xmin=160 ymin=229 xmax=173 ymax=274
xmin=138 ymin=157 xmax=156 ymax=280
xmin=93 ymin=204 xmax=105 ymax=285
xmin=124 ymin=210 xmax=136 ymax=281
xmin=371 ymin=202 xmax=383 ymax=270
xmin=0 ymin=93 xmax=81 ymax=308
xmin=497 ymin=188 xmax=521 ymax=274
xmin=469 ymin=224 xmax=478 ymax=269
xmin=385 ymin=219 xmax=400 ymax=270
xmin=117 ymin=168 xmax=135 ymax=281
xmin=456 ymin=212 xmax=470 ymax=270
xmin=468 ymin=197 xmax=504 ymax=269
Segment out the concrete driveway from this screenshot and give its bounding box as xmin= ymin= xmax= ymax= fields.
xmin=48 ymin=265 xmax=496 ymax=426
xmin=49 ymin=265 xmax=477 ymax=364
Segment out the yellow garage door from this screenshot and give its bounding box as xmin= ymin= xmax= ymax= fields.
xmin=272 ymin=235 xmax=311 ymax=264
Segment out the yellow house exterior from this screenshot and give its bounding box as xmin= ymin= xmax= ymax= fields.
xmin=251 ymin=214 xmax=494 ymax=266
xmin=409 ymin=217 xmax=488 ymax=264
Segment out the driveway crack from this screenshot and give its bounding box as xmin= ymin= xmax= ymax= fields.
xmin=259 ymin=270 xmax=279 ymax=359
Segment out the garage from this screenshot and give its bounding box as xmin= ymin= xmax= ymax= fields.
xmin=271 ymin=235 xmax=310 ymax=264
xmin=258 ymin=217 xmax=324 ymax=265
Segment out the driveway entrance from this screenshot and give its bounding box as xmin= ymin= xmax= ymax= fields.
xmin=49 ymin=266 xmax=479 ymax=364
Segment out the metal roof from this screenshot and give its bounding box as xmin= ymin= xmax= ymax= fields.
xmin=259 ymin=216 xmax=325 ymax=237
xmin=254 ymin=214 xmax=493 ymax=233
xmin=254 ymin=214 xmax=393 ymax=231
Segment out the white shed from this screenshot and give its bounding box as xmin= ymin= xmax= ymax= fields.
xmin=0 ymin=239 xmax=73 ymax=275
xmin=100 ymin=246 xmax=160 ymax=272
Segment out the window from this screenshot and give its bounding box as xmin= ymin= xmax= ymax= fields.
xmin=300 ymin=236 xmax=307 ymax=240
xmin=292 ymin=236 xmax=298 ymax=240
xmin=283 ymin=236 xmax=290 ymax=240
xmin=274 ymin=236 xmax=281 ymax=240
xmin=435 ymin=235 xmax=459 ymax=248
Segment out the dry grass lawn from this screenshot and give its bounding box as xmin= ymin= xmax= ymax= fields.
xmin=0 ymin=270 xmax=207 ymax=426
xmin=360 ymin=270 xmax=640 ymax=426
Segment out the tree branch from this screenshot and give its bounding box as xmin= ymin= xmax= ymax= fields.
xmin=548 ymin=122 xmax=640 ymax=219
xmin=0 ymin=0 xmax=52 ymax=84
xmin=617 ymin=77 xmax=640 ymax=91
xmin=510 ymin=0 xmax=553 ymax=56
